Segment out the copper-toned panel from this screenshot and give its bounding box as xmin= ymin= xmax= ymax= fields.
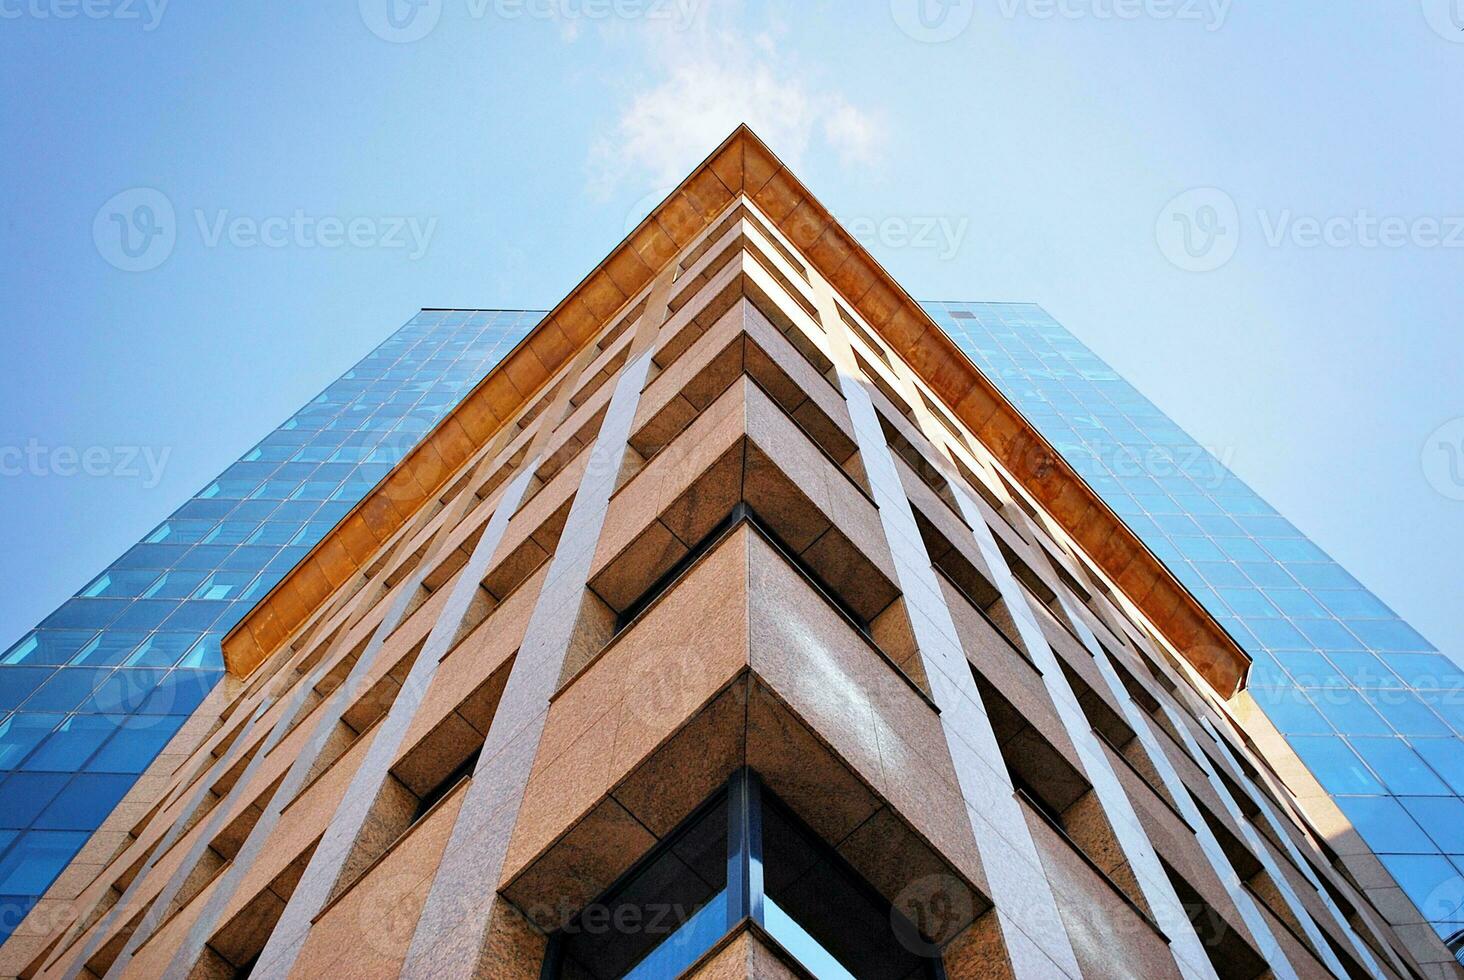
xmin=224 ymin=125 xmax=1248 ymax=698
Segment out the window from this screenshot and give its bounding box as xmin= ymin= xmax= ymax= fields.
xmin=544 ymin=770 xmax=943 ymax=980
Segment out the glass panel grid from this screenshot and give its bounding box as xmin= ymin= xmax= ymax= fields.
xmin=926 ymin=300 xmax=1462 ymax=940
xmin=0 ymin=309 xmax=538 ymax=940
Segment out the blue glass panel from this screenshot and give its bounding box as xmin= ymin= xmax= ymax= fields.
xmin=1194 ymin=562 xmax=1249 ymax=588
xmin=81 ymin=669 xmax=165 ymax=714
xmin=124 ymin=634 xmax=197 ymax=668
xmin=1238 ymin=562 xmax=1297 ymax=588
xmin=1383 ymin=654 xmax=1464 ymax=690
xmin=112 ymin=543 xmax=186 ymax=569
xmin=41 ymin=600 xmax=126 ymax=631
xmin=139 ymin=670 xmax=221 ymax=715
xmin=246 ymin=523 xmax=302 ymax=546
xmin=109 ymin=600 xmax=180 ymax=630
xmin=0 ymin=774 xmax=70 ymax=828
xmin=1348 ymin=739 xmax=1450 ymax=795
xmin=1341 ymin=796 xmax=1440 ymax=849
xmin=201 ymin=522 xmax=257 ymax=546
xmin=2 ymin=631 xmax=97 ymax=666
xmin=1378 ymin=855 xmax=1464 ymax=922
xmin=1295 ymin=618 xmax=1364 ymax=651
xmin=1264 ymin=589 xmax=1329 ymax=619
xmin=173 ymin=546 xmax=235 ymax=571
xmin=221 ymin=547 xmax=278 ymax=571
xmin=86 ymin=716 xmax=185 ymax=774
xmin=1285 ymin=736 xmax=1383 ymax=794
xmin=0 ymin=831 xmax=90 ymax=893
xmin=158 ymin=602 xmax=226 ymax=632
xmin=190 ymin=571 xmax=258 ymax=602
xmin=1319 ymin=590 xmax=1395 ymax=619
xmin=1360 ymin=691 xmax=1452 ymax=738
xmin=20 ymin=668 xmax=112 ymax=713
xmin=178 ymin=635 xmax=224 ymax=670
xmin=1351 ymin=619 xmax=1433 ymax=652
xmin=1327 ymin=651 xmax=1402 ymax=689
xmin=1287 ymin=564 xmax=1361 ymax=591
xmin=143 ymin=571 xmax=208 ymax=600
xmin=1262 ymin=538 xmax=1329 ymax=562
xmin=69 ymin=631 xmax=148 ymax=666
xmin=0 ymin=715 xmax=64 ymax=770
xmin=33 ymin=775 xmax=134 ymax=830
xmin=1273 ymin=652 xmax=1344 ymax=689
xmin=21 ymin=716 xmax=121 ymax=771
xmin=0 ymin=668 xmax=54 ymax=711
xmin=1400 ymin=798 xmax=1464 ymax=853
xmin=1218 ymin=588 xmax=1279 ymax=619
xmin=1414 ymin=740 xmax=1464 ymax=796
xmin=1244 ymin=618 xmax=1311 ymax=649
xmin=1310 ymin=689 xmax=1393 ymax=736
xmin=79 ymin=570 xmax=161 ymax=599
xmin=1414 ymin=691 xmax=1464 ymax=737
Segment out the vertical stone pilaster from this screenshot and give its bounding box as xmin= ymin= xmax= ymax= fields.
xmin=1056 ymin=536 xmax=1395 ymax=978
xmin=809 ymin=277 xmax=1085 ymax=980
xmin=398 ymin=271 xmax=676 ymax=980
xmin=62 ymin=693 xmax=278 ymax=980
xmin=232 ymin=324 xmax=618 ymax=980
xmin=886 ymin=381 xmax=1219 ymax=979
xmin=91 ymin=536 xmax=425 ymax=979
xmin=1194 ymin=710 xmax=1397 ymax=977
xmin=149 ymin=431 xmax=521 ymax=979
xmin=1010 ymin=510 xmax=1303 ymax=978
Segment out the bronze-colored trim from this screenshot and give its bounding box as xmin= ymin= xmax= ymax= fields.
xmin=225 ymin=125 xmax=1249 ymax=698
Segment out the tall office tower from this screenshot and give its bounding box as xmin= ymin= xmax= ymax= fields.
xmin=0 ymin=310 xmax=537 ymax=944
xmin=928 ymin=302 xmax=1464 ymax=958
xmin=6 ymin=128 xmax=1451 ymax=978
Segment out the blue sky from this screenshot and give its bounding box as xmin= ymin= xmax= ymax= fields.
xmin=0 ymin=1 xmax=1460 ymax=662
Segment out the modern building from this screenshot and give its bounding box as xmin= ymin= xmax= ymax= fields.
xmin=1 ymin=126 xmax=1456 ymax=978
xmin=0 ymin=309 xmax=538 ymax=944
xmin=930 ymin=302 xmax=1464 ymax=956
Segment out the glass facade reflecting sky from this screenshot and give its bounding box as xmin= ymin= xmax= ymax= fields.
xmin=1 ymin=299 xmax=1456 ymax=949
xmin=928 ymin=300 xmax=1464 ymax=945
xmin=0 ymin=309 xmax=538 ymax=942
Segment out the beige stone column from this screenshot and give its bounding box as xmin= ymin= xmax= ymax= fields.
xmin=86 ymin=522 xmax=432 ymax=978
xmin=144 ymin=422 xmax=521 ymax=979
xmin=1057 ymin=539 xmax=1397 ymax=978
xmin=871 ymin=349 xmax=1222 ymax=978
xmin=808 ymin=277 xmax=1085 ymax=979
xmin=231 ymin=333 xmax=611 ymax=979
xmin=398 ymin=274 xmax=675 ymax=980
xmin=1009 ymin=508 xmax=1306 ymax=977
xmin=63 ymin=689 xmax=283 ymax=980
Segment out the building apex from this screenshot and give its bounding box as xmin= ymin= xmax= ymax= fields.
xmin=225 ymin=125 xmax=1250 ymax=697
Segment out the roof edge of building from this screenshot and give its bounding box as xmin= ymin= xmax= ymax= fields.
xmin=223 ymin=125 xmax=1250 ymax=697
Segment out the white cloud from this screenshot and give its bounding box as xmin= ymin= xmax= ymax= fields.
xmin=587 ymin=14 xmax=884 ymax=198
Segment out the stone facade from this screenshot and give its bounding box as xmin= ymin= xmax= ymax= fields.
xmin=3 ymin=127 xmax=1452 ymax=979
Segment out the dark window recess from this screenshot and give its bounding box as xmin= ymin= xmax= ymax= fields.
xmin=543 ymin=769 xmax=945 ymax=980
xmin=232 ymin=952 xmax=261 ymax=980
xmin=412 ymin=747 xmax=481 ymax=823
